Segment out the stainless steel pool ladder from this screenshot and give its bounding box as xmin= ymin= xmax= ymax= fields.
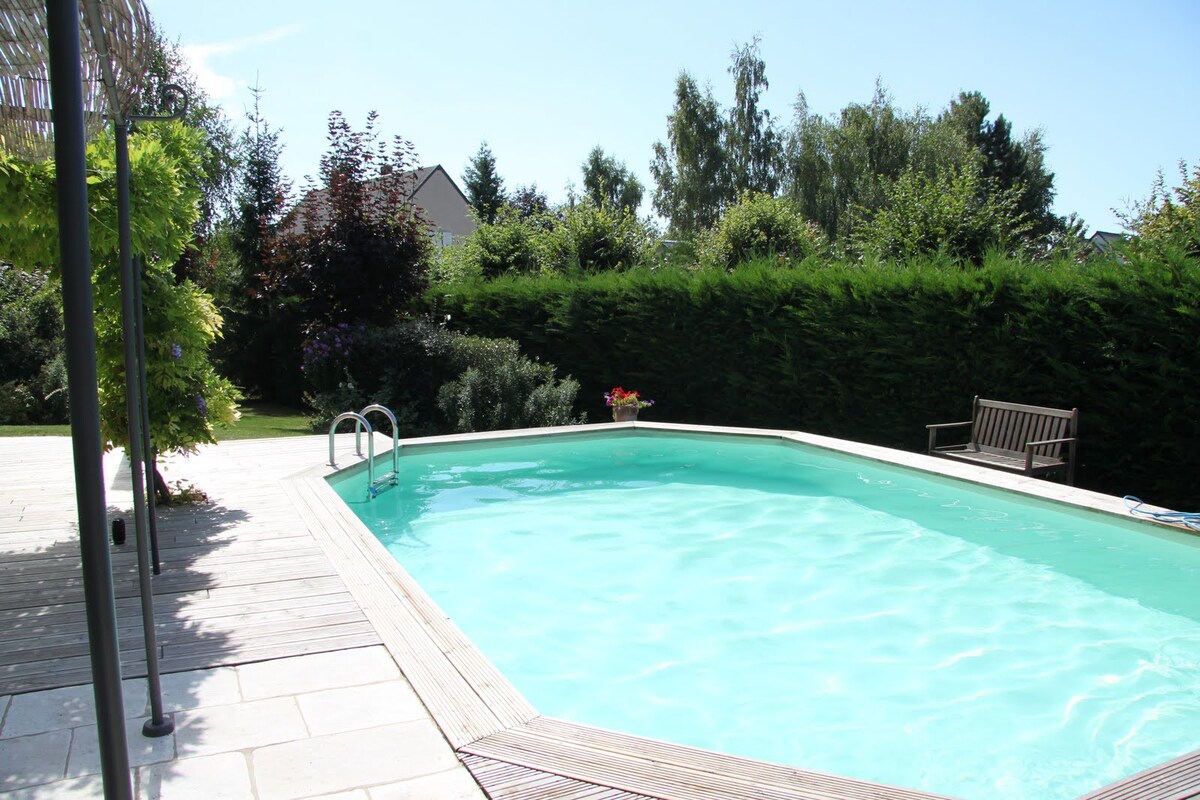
xmin=326 ymin=406 xmax=400 ymax=500
xmin=357 ymin=404 xmax=399 ymax=494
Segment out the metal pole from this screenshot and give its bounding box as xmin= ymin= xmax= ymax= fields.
xmin=45 ymin=1 xmax=133 ymax=797
xmin=133 ymin=257 xmax=161 ymax=575
xmin=115 ymin=125 xmax=172 ymax=738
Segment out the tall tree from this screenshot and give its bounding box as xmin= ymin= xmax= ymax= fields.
xmin=581 ymin=146 xmax=644 ymax=214
xmin=274 ymin=112 xmax=431 ymax=328
xmin=651 ymin=72 xmax=728 ymax=235
xmin=783 ymin=82 xmax=925 ymax=241
xmin=938 ymin=91 xmax=1057 ymax=239
xmin=220 ymin=86 xmax=300 ymax=401
xmin=725 ymin=36 xmax=781 ymax=196
xmin=232 ymin=88 xmax=291 ymax=279
xmin=463 ymin=141 xmax=505 ymax=223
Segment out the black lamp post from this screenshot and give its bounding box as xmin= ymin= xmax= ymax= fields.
xmin=46 ymin=1 xmax=134 ymax=796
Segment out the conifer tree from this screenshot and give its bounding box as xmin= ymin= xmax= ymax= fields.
xmin=222 ymin=86 xmax=300 ymax=401
xmin=463 ymin=142 xmax=506 ymax=223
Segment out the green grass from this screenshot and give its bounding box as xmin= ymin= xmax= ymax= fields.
xmin=216 ymin=401 xmax=313 ymax=441
xmin=0 ymin=423 xmax=70 ymax=437
xmin=0 ymin=402 xmax=313 ymax=441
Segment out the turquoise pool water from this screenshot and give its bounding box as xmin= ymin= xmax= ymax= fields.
xmin=331 ymin=430 xmax=1200 ymax=799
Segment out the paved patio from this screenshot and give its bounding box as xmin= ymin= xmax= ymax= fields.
xmin=0 ymin=436 xmax=485 ymax=799
xmin=0 ymin=646 xmax=482 ymax=799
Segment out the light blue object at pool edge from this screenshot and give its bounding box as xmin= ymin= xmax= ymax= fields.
xmin=330 ymin=430 xmax=1200 ymax=800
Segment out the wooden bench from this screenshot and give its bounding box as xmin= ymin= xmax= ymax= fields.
xmin=927 ymin=396 xmax=1079 ymax=485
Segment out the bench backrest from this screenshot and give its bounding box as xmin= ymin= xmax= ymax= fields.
xmin=972 ymin=397 xmax=1078 ymax=458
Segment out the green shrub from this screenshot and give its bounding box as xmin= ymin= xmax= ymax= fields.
xmin=471 ymin=205 xmax=543 ymax=278
xmin=697 ymin=192 xmax=826 ymax=270
xmin=1124 ymin=161 xmax=1200 ymax=255
xmin=431 ymin=200 xmax=656 ymax=283
xmin=437 ymin=335 xmax=582 ymax=432
xmin=852 ymin=163 xmax=1031 ymax=264
xmin=0 ymin=266 xmax=67 ymax=424
xmin=304 ymin=319 xmax=457 ymax=435
xmin=304 ymin=317 xmax=581 ymax=436
xmin=541 ymin=199 xmax=654 ymax=274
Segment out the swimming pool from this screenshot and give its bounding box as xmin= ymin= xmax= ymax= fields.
xmin=328 ymin=426 xmax=1200 ymax=799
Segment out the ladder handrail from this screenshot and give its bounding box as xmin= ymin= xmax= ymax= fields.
xmin=357 ymin=404 xmax=399 ymax=477
xmin=329 ymin=412 xmax=374 ymax=495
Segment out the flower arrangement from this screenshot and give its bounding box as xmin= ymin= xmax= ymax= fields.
xmin=604 ymin=386 xmax=654 ymax=410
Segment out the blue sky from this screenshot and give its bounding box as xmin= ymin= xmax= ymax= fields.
xmin=145 ymin=0 xmax=1200 ymax=235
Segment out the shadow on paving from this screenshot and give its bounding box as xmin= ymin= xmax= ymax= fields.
xmin=0 ymin=499 xmax=249 ymax=697
xmin=0 ymin=436 xmax=384 ymax=793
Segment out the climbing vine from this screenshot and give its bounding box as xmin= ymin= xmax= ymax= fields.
xmin=0 ymin=122 xmax=239 ymax=494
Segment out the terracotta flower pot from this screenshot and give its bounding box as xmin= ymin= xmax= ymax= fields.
xmin=612 ymin=405 xmax=639 ymax=422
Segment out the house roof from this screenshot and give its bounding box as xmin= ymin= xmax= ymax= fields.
xmin=1087 ymin=230 xmax=1125 ymax=253
xmin=287 ymin=164 xmax=470 ymax=233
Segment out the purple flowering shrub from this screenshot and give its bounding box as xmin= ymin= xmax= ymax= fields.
xmin=301 ymin=322 xmax=368 ymax=390
xmin=303 ymin=318 xmax=581 ymax=436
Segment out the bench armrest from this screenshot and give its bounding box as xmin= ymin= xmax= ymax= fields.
xmin=1024 ymin=437 xmax=1078 ymax=473
xmin=926 ymin=421 xmax=973 ymax=430
xmin=1025 ymin=436 xmax=1076 ymax=448
xmin=927 ymin=420 xmax=973 ymax=453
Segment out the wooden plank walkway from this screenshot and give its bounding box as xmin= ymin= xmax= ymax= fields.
xmin=0 ymin=435 xmax=380 ymax=696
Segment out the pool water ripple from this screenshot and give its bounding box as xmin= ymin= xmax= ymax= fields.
xmin=335 ymin=432 xmax=1200 ymax=799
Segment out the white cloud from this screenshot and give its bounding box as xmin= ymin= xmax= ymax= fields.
xmin=179 ymin=25 xmax=301 ymax=101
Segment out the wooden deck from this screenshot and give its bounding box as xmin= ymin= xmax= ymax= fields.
xmin=3 ymin=428 xmax=1198 ymax=800
xmin=0 ymin=435 xmax=379 ymax=695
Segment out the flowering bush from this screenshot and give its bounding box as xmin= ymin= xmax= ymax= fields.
xmin=604 ymin=386 xmax=654 ymax=409
xmin=300 ymin=322 xmax=369 ymax=399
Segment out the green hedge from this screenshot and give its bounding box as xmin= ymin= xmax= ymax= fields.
xmin=427 ymin=256 xmax=1200 ymax=510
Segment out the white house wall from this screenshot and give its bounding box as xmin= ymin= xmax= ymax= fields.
xmin=414 ymin=168 xmax=476 ymax=243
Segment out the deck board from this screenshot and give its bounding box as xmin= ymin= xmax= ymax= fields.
xmin=0 ymin=435 xmax=381 ymax=696
xmin=1079 ymin=748 xmax=1200 ymax=800
xmin=461 ymin=717 xmax=954 ymax=800
xmin=461 ymin=753 xmax=656 ymax=799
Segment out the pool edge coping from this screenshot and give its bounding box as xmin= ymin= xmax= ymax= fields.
xmin=290 ymin=421 xmax=1200 ymax=800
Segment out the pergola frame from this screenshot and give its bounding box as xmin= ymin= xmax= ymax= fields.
xmin=1 ymin=2 xmax=172 ymax=797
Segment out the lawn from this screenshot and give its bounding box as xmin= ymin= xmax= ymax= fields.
xmin=216 ymin=402 xmax=313 ymax=440
xmin=0 ymin=402 xmax=313 ymax=441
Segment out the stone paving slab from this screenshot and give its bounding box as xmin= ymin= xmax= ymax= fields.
xmin=252 ymin=720 xmax=461 ymax=799
xmin=0 ymin=647 xmax=485 ymax=799
xmin=174 ymin=696 xmax=307 ymax=758
xmin=66 ymin=715 xmax=176 ymax=778
xmin=0 ymin=681 xmax=147 ymax=739
xmin=368 ymin=768 xmax=487 ymax=800
xmin=0 ymin=774 xmax=103 ymax=799
xmin=237 ymin=647 xmax=400 ymax=701
xmin=158 ymin=666 xmax=241 ymax=713
xmin=137 ymin=751 xmax=252 ymax=800
xmin=0 ymin=729 xmax=71 ymax=792
xmin=296 ymin=682 xmax=428 ymax=737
